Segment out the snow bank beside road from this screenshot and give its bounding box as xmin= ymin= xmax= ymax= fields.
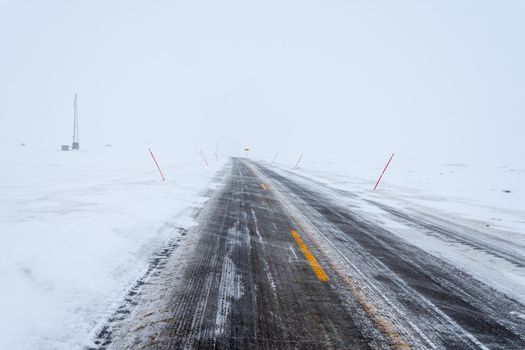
xmin=279 ymin=156 xmax=525 ymax=233
xmin=0 ymin=146 xmax=224 ymax=349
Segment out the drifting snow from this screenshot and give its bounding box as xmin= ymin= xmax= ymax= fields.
xmin=0 ymin=146 xmax=223 ymax=349
xmin=269 ymin=157 xmax=525 ymax=304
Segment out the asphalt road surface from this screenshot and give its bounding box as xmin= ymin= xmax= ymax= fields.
xmin=97 ymin=158 xmax=525 ymax=350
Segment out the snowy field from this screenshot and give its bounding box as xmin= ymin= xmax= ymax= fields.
xmin=272 ymin=156 xmax=525 ymax=304
xmin=1 ymin=149 xmax=524 ymax=349
xmin=0 ymin=146 xmax=223 ymax=349
xmin=281 ymin=155 xmax=525 ymax=233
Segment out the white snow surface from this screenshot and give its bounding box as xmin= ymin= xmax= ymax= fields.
xmin=2 ymin=149 xmax=524 ymax=348
xmin=0 ymin=146 xmax=224 ymax=350
xmin=281 ymin=156 xmax=525 ymax=233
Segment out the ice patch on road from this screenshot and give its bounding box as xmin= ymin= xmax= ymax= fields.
xmin=215 ymin=225 xmax=244 ymax=336
xmin=215 ymin=255 xmax=243 ymax=335
xmin=250 ymin=208 xmax=277 ymax=294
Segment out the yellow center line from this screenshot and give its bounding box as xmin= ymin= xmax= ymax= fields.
xmin=291 ymin=230 xmax=329 ymax=282
xmin=260 ymin=183 xmax=267 ymax=191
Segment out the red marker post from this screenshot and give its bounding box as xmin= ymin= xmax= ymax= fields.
xmin=148 ymin=148 xmax=166 ymax=181
xmin=373 ymin=153 xmax=395 ymax=191
xmin=294 ymin=153 xmax=303 ymax=169
xmin=200 ymin=150 xmax=208 ymax=166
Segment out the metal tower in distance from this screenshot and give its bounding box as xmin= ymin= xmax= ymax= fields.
xmin=72 ymin=93 xmax=79 ymax=150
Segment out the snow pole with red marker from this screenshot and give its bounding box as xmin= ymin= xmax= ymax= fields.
xmin=148 ymin=148 xmax=165 ymax=181
xmin=373 ymin=153 xmax=394 ymax=190
xmin=294 ymin=153 xmax=303 ymax=169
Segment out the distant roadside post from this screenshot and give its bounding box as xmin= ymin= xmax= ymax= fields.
xmin=200 ymin=150 xmax=208 ymax=166
xmin=148 ymin=148 xmax=166 ymax=181
xmin=294 ymin=153 xmax=303 ymax=169
xmin=373 ymin=153 xmax=395 ymax=190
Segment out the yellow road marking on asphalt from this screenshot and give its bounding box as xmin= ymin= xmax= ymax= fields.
xmin=291 ymin=230 xmax=329 ymax=282
xmin=260 ymin=183 xmax=268 ymax=191
xmin=288 ymin=208 xmax=410 ymax=347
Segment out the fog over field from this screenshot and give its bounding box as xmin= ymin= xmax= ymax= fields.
xmin=1 ymin=0 xmax=524 ymax=165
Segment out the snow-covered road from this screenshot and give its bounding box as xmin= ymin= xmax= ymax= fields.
xmin=91 ymin=158 xmax=525 ymax=350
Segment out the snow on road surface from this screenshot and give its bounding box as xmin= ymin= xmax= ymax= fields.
xmin=99 ymin=158 xmax=525 ymax=349
xmin=0 ymin=146 xmax=224 ymax=349
xmin=270 ymin=157 xmax=525 ymax=304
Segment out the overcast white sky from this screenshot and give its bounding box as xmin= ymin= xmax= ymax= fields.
xmin=1 ymin=0 xmax=524 ymax=165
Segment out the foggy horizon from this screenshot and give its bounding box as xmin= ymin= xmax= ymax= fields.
xmin=1 ymin=0 xmax=524 ymax=166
